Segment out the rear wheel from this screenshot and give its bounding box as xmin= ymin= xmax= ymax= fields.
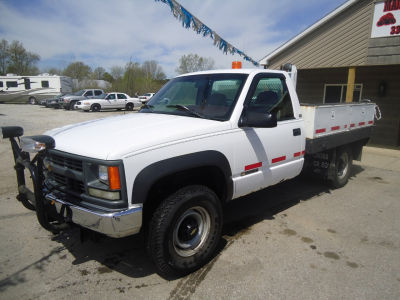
xmin=330 ymin=147 xmax=352 ymax=188
xmin=91 ymin=104 xmax=101 ymax=112
xmin=147 ymin=185 xmax=222 ymax=279
xmin=125 ymin=103 xmax=134 ymax=111
xmin=28 ymin=97 xmax=36 ymax=105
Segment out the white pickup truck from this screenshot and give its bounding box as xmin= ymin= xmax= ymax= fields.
xmin=1 ymin=65 xmax=376 ymax=278
xmin=74 ymin=92 xmax=141 ymax=112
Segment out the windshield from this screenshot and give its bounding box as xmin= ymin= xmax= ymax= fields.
xmin=140 ymin=73 xmax=248 ymax=121
xmin=73 ymin=90 xmax=86 ymax=96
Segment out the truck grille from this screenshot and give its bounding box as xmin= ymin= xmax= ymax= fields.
xmin=48 ymin=152 xmax=83 ymax=172
xmin=53 ymin=173 xmax=85 ymax=194
xmin=46 ymin=150 xmax=84 ymax=195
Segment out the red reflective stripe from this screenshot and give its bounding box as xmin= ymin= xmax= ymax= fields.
xmin=359 ymin=122 xmax=365 ymax=126
xmin=294 ymin=152 xmax=301 ymax=157
xmin=245 ymin=162 xmax=262 ymax=171
xmin=368 ymin=121 xmax=373 ymax=124
xmin=272 ymin=156 xmax=286 ymax=164
xmin=331 ymin=126 xmax=340 ymax=131
xmin=316 ymin=128 xmax=326 ymax=134
xmin=302 ymin=150 xmax=306 ymax=155
xmin=350 ymin=123 xmax=355 ymax=128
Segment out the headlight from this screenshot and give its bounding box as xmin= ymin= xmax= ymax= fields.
xmin=97 ymin=165 xmax=121 ymax=190
xmin=88 ymin=164 xmax=122 ymax=200
xmin=98 ymin=165 xmax=108 ymax=182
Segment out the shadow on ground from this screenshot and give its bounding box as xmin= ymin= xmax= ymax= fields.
xmin=8 ymin=166 xmax=364 ymax=282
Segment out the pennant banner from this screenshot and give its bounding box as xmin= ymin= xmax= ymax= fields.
xmin=155 ymin=0 xmax=260 ymax=66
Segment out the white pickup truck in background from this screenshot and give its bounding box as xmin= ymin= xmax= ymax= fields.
xmin=1 ymin=64 xmax=378 ymax=279
xmin=74 ymin=92 xmax=142 ymax=112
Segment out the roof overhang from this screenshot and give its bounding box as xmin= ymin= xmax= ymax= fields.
xmin=259 ymin=0 xmax=358 ymax=67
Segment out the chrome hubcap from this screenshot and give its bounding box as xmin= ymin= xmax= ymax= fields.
xmin=173 ymin=206 xmax=211 ymax=257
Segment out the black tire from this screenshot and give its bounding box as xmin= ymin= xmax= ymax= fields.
xmin=330 ymin=147 xmax=352 ymax=188
xmin=29 ymin=97 xmax=36 ymax=105
xmin=69 ymin=101 xmax=77 ymax=110
xmin=147 ymin=185 xmax=223 ymax=279
xmin=91 ymin=104 xmax=101 ymax=112
xmin=125 ymin=103 xmax=134 ymax=111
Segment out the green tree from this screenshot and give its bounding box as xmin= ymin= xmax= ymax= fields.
xmin=110 ymin=65 xmax=124 ymax=80
xmin=0 ymin=39 xmax=9 ymax=75
xmin=102 ymin=72 xmax=114 ymax=83
xmin=63 ymin=61 xmax=92 ymax=80
xmin=92 ymin=66 xmax=106 ymax=80
xmin=175 ymin=53 xmax=215 ymax=74
xmin=6 ymin=40 xmax=40 ymax=75
xmin=44 ymin=67 xmax=63 ymax=75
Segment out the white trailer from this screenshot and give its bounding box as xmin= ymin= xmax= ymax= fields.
xmin=0 ymin=74 xmax=73 ymax=104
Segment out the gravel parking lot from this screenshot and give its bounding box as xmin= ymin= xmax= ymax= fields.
xmin=0 ymin=104 xmax=399 ymax=300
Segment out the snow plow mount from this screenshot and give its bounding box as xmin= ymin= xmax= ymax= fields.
xmin=1 ymin=126 xmax=69 ymax=233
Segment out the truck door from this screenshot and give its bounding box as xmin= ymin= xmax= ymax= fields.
xmin=233 ymin=73 xmax=304 ymax=198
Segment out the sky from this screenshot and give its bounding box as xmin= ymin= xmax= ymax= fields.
xmin=0 ymin=0 xmax=348 ymax=77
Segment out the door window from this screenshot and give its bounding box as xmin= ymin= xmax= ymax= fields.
xmin=84 ymin=91 xmax=93 ymax=97
xmin=106 ymin=94 xmax=116 ymax=100
xmin=95 ymin=90 xmax=103 ymax=96
xmin=117 ymin=93 xmax=127 ymax=99
xmin=41 ymin=81 xmax=49 ymax=88
xmin=246 ymin=76 xmax=294 ymax=121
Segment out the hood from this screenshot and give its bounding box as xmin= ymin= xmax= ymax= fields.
xmin=63 ymin=95 xmax=86 ymax=100
xmin=45 ymin=113 xmax=231 ymax=160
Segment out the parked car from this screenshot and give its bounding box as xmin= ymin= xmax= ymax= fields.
xmin=74 ymin=92 xmax=141 ymax=112
xmin=42 ymin=93 xmax=68 ymax=108
xmin=139 ymin=93 xmax=155 ymax=104
xmin=61 ymin=89 xmax=104 ymax=110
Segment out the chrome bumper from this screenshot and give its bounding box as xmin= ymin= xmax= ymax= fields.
xmin=45 ymin=193 xmax=142 ymax=238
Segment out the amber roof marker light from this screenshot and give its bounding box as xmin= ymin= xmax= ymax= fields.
xmin=232 ymin=61 xmax=242 ymax=69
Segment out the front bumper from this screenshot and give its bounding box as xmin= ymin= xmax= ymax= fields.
xmin=45 ymin=193 xmax=142 ymax=238
xmin=74 ymin=103 xmax=90 ymax=110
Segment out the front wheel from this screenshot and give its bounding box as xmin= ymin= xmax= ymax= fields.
xmin=91 ymin=104 xmax=101 ymax=112
xmin=330 ymin=147 xmax=352 ymax=188
xmin=147 ymin=185 xmax=222 ymax=279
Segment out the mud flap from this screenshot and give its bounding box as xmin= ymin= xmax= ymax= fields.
xmin=303 ymin=148 xmax=336 ymax=180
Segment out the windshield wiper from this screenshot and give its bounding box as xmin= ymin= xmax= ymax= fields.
xmin=166 ymin=105 xmax=204 ymax=118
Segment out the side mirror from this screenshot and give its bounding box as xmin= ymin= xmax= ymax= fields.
xmin=239 ymin=110 xmax=277 ymax=128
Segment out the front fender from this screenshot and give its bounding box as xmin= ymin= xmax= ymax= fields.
xmin=131 ymin=150 xmax=233 ymax=204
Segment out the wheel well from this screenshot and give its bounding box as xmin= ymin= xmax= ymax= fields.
xmin=142 ymin=166 xmax=227 ymax=224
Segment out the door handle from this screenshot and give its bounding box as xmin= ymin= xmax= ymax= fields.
xmin=293 ymin=128 xmax=301 ymax=136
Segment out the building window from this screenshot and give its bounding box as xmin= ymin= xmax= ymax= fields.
xmin=6 ymin=81 xmax=18 ymax=88
xmin=41 ymin=80 xmax=49 ymax=88
xmin=324 ymin=84 xmax=362 ymax=103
